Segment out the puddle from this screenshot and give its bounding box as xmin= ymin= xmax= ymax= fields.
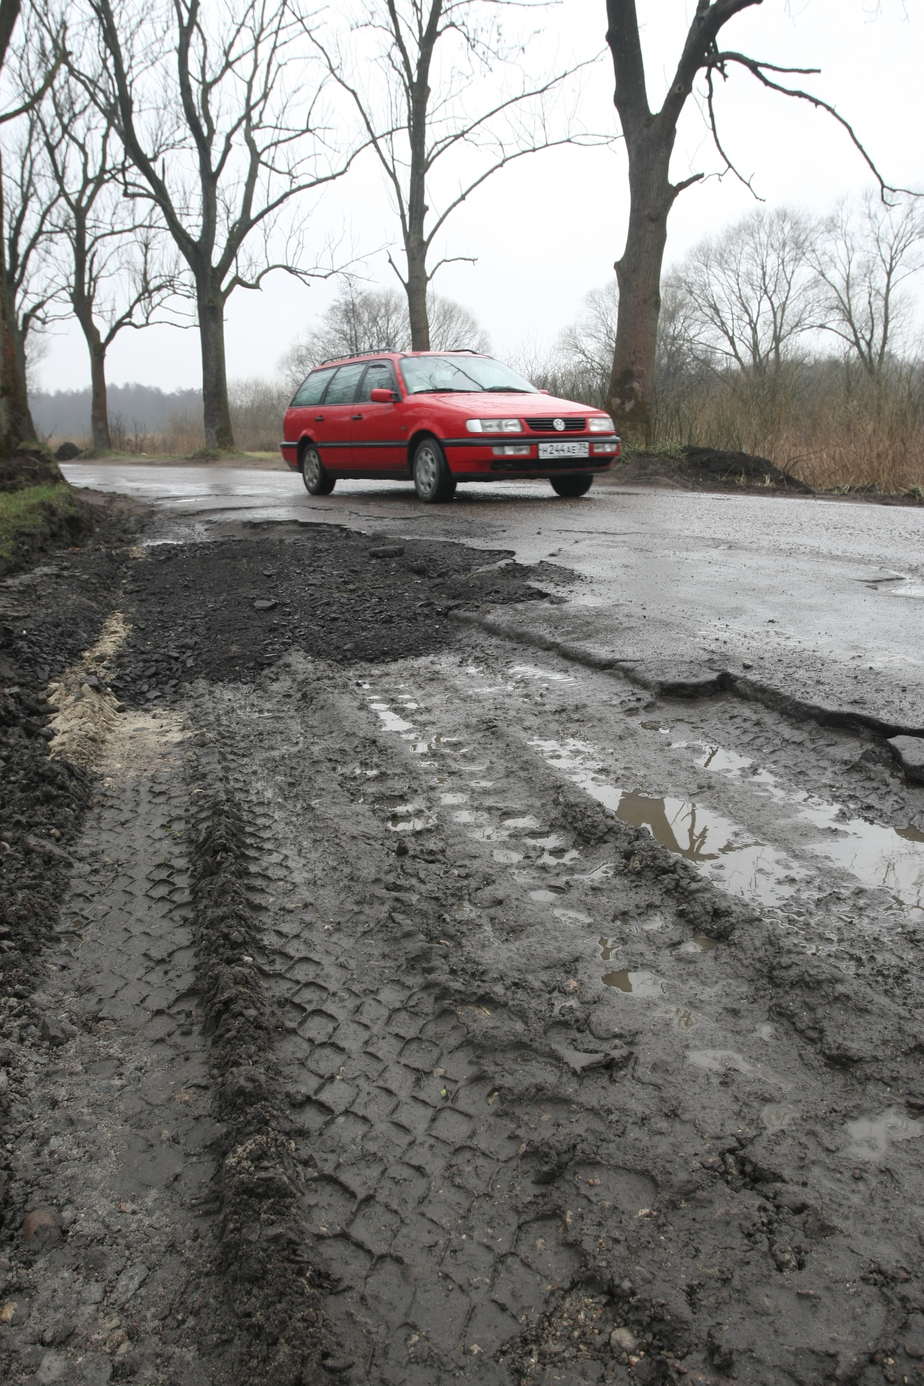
xmin=658 ymin=1005 xmax=701 ymax=1030
xmin=554 ymin=908 xmax=592 ymax=924
xmin=762 ymin=1104 xmax=797 ymax=1130
xmin=368 ymin=701 xmax=414 ymax=734
xmin=493 ymin=848 xmax=523 ymax=864
xmin=530 ymin=887 xmax=567 ymax=902
xmin=677 ymin=935 xmax=719 ymax=955
xmin=388 ymin=804 xmax=436 ymax=832
xmin=688 ymin=739 xmax=924 ymax=913
xmin=602 ymin=969 xmax=664 ymax=996
xmin=844 ymin=1107 xmax=924 ymax=1160
xmin=535 ymin=731 xmax=924 ymax=916
xmin=686 ymin=1049 xmax=790 ymax=1088
xmin=530 ymin=737 xmax=801 ymax=907
xmin=687 ymin=1048 xmax=756 ymax=1075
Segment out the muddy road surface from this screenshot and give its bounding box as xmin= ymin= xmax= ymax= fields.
xmin=1 ymin=481 xmax=924 ymax=1386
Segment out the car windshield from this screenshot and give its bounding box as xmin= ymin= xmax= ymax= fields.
xmin=399 ymin=355 xmax=539 ymax=395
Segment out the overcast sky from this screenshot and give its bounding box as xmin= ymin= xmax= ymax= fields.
xmin=35 ymin=0 xmax=924 ymax=395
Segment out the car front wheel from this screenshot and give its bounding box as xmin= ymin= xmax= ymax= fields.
xmin=302 ymin=445 xmax=335 ymax=495
xmin=550 ymin=474 xmax=593 ymax=498
xmin=413 ymin=438 xmax=456 ymax=503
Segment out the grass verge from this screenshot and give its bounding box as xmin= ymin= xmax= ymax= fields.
xmin=0 ymin=483 xmax=92 ymax=577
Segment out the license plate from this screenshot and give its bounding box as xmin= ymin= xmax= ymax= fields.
xmin=538 ymin=440 xmax=589 ymax=459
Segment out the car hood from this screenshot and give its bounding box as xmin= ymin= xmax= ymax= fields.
xmin=417 ymin=393 xmax=599 ymax=416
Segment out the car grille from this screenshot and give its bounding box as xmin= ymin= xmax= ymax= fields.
xmin=524 ymin=416 xmax=587 ymax=432
xmin=491 ymin=456 xmax=599 ymax=473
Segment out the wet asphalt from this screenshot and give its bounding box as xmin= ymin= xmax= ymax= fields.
xmin=62 ymin=461 xmax=924 ymax=729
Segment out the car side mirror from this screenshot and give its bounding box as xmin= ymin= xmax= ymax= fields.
xmin=369 ymin=388 xmax=398 ymax=402
xmin=539 ymin=388 xmax=551 ymax=395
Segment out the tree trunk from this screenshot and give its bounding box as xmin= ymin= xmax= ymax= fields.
xmin=406 ymin=245 xmax=430 ymax=351
xmin=608 ymin=127 xmax=676 ymax=442
xmin=90 ymin=344 xmax=111 ymax=451
xmin=0 ymin=169 xmax=40 ymax=458
xmin=197 ymin=275 xmax=234 ymax=450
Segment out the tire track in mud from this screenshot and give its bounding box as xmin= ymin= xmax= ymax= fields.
xmin=1 ymin=708 xmax=235 ymax=1386
xmin=185 ymin=647 xmax=924 ymax=1386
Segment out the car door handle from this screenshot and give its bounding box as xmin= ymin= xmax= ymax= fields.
xmin=352 ymin=413 xmax=363 ymax=420
xmin=314 ymin=414 xmax=324 ymax=420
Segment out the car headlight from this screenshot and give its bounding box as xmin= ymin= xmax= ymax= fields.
xmin=466 ymin=418 xmax=523 ymax=433
xmin=588 ymin=415 xmax=616 ymax=433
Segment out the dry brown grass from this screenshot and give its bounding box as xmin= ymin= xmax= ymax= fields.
xmin=652 ymin=365 xmax=924 ymax=493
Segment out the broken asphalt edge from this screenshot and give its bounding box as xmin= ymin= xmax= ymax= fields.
xmin=449 ymin=609 xmax=924 ymax=782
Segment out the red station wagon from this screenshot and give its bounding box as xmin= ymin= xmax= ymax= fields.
xmin=280 ymin=351 xmax=620 ymax=503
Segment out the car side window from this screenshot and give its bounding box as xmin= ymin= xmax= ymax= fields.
xmin=357 ymin=361 xmax=398 ymax=402
xmin=291 ymin=368 xmax=336 ymax=407
xmin=323 ymin=362 xmax=366 ymax=405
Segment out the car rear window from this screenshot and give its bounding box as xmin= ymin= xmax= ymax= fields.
xmin=323 ymin=362 xmax=367 ymax=404
xmin=291 ymin=367 xmax=336 ymax=407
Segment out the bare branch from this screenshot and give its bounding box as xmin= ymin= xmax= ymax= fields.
xmin=708 ymin=50 xmax=914 ymax=199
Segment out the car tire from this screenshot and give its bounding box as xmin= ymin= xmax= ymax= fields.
xmin=302 ymin=445 xmax=335 ymax=495
xmin=550 ymin=474 xmax=593 ymax=498
xmin=413 ymin=437 xmax=456 ymax=503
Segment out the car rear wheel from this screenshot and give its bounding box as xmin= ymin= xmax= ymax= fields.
xmin=550 ymin=474 xmax=593 ymax=498
xmin=302 ymin=445 xmax=335 ymax=495
xmin=413 ymin=438 xmax=456 ymax=503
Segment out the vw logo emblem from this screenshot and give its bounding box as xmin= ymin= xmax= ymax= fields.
xmin=553 ymin=418 xmax=565 ymax=431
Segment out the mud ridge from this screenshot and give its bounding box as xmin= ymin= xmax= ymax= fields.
xmin=186 ymin=770 xmax=341 ymax=1385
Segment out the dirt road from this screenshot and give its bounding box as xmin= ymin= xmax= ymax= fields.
xmin=1 ymin=483 xmax=924 ymax=1386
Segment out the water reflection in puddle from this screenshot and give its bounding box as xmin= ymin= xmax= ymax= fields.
xmin=677 ymin=935 xmax=719 ymax=954
xmin=533 ymin=731 xmax=924 ymax=915
xmin=658 ymin=1005 xmax=701 ymax=1030
xmin=602 ymin=969 xmax=664 ymax=996
xmin=530 ymin=737 xmax=801 ymax=907
xmin=844 ymin=1107 xmax=924 ymax=1159
xmin=687 ymin=739 xmax=924 ymax=913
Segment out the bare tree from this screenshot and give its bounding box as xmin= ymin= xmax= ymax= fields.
xmin=80 ymin=0 xmax=360 ymax=450
xmin=40 ymin=74 xmax=185 ymax=451
xmin=279 ymin=282 xmax=489 ymax=388
xmin=558 ymin=278 xmax=619 ymax=399
xmin=809 ymin=191 xmax=924 ymax=380
xmin=604 ymin=0 xmax=900 ymax=441
xmin=0 ymin=0 xmax=62 ymax=475
xmin=667 ymin=207 xmax=819 ymax=376
xmin=312 ymin=0 xmax=601 ymax=350
xmin=2 ymin=104 xmax=61 ymax=399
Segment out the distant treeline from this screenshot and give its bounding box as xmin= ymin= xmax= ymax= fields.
xmin=33 ymin=384 xmax=202 ymax=439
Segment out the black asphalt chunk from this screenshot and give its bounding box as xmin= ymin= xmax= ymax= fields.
xmin=109 ymin=530 xmax=568 ymax=705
